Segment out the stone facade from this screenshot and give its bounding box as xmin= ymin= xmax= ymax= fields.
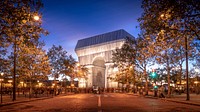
xmin=75 ymin=29 xmax=134 ymax=88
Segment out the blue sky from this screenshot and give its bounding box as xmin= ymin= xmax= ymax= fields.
xmin=40 ymin=0 xmax=142 ymax=60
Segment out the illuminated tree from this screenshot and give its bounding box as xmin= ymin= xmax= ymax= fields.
xmin=112 ymin=36 xmax=153 ymax=94
xmin=47 ymin=45 xmax=68 ymax=95
xmin=0 ymin=0 xmax=48 ymax=100
xmin=138 ymin=0 xmax=200 ymax=99
xmin=112 ymin=37 xmax=137 ymax=89
xmin=62 ymin=55 xmax=76 ymax=84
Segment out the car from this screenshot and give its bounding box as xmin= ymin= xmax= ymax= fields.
xmin=93 ymin=86 xmax=99 ymax=94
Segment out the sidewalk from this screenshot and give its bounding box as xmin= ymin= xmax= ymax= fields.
xmin=142 ymin=93 xmax=200 ymax=106
xmin=161 ymin=94 xmax=200 ymax=106
xmin=0 ymin=92 xmax=74 ymax=107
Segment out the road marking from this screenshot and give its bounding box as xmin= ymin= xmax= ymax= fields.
xmin=98 ymin=95 xmax=102 ymax=112
xmin=98 ymin=95 xmax=101 ymax=107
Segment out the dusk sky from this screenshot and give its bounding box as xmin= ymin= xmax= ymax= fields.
xmin=41 ymin=0 xmax=143 ymax=60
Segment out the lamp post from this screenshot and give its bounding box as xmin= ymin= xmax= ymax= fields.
xmin=0 ymin=72 xmax=4 ymax=103
xmin=13 ymin=34 xmax=17 ymax=101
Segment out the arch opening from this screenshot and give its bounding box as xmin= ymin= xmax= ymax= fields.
xmin=92 ymin=57 xmax=105 ymax=88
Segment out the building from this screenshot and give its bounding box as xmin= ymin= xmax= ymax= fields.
xmin=75 ymin=29 xmax=134 ymax=88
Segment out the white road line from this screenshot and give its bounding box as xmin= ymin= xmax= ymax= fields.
xmin=98 ymin=95 xmax=101 ymax=107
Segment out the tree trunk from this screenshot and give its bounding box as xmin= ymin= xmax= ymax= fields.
xmin=13 ymin=38 xmax=17 ymax=101
xmin=54 ymin=76 xmax=57 ymax=96
xmin=167 ymin=58 xmax=171 ymax=97
xmin=29 ymin=74 xmax=32 ymax=98
xmin=133 ymin=69 xmax=136 ymax=93
xmin=144 ymin=68 xmax=148 ymax=95
xmin=179 ymin=64 xmax=182 ymax=85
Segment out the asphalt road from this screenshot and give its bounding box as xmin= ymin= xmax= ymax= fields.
xmin=0 ymin=93 xmax=200 ymax=112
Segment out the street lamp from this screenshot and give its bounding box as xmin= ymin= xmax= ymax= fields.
xmin=38 ymin=82 xmax=42 ymax=88
xmin=20 ymin=81 xmax=24 ymax=86
xmin=8 ymin=80 xmax=13 ymax=85
xmin=0 ymin=72 xmax=4 ymax=103
xmin=194 ymin=81 xmax=198 ymax=86
xmin=33 ymin=15 xmax=40 ymax=21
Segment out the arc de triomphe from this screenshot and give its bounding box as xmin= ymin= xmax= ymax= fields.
xmin=75 ymin=29 xmax=134 ymax=88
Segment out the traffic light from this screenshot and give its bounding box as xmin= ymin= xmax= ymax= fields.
xmin=154 ymin=85 xmax=158 ymax=89
xmin=150 ymin=69 xmax=158 ymax=79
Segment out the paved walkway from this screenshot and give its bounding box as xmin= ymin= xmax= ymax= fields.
xmin=0 ymin=94 xmax=52 ymax=106
xmin=142 ymin=93 xmax=200 ymax=106
xmin=0 ymin=92 xmax=74 ymax=107
xmin=162 ymin=94 xmax=200 ymax=106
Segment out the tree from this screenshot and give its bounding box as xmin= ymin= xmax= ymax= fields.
xmin=135 ymin=34 xmax=153 ymax=95
xmin=155 ymin=49 xmax=175 ymax=97
xmin=62 ymin=55 xmax=76 ymax=85
xmin=11 ymin=41 xmax=50 ymax=98
xmin=171 ymin=46 xmax=185 ymax=85
xmin=0 ymin=46 xmax=9 ymax=75
xmin=112 ymin=36 xmax=153 ymax=94
xmin=139 ymin=0 xmax=199 ymax=40
xmin=77 ymin=65 xmax=88 ymax=79
xmin=47 ymin=45 xmax=68 ymax=95
xmin=47 ymin=45 xmax=67 ymax=80
xmin=0 ymin=0 xmax=47 ymax=101
xmin=138 ymin=0 xmax=200 ymax=100
xmin=76 ymin=64 xmax=89 ymax=88
xmin=192 ymin=39 xmax=200 ymax=70
xmin=112 ymin=37 xmax=137 ymax=89
xmin=156 ymin=68 xmax=168 ymax=85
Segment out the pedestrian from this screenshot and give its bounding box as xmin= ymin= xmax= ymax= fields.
xmin=159 ymin=86 xmax=165 ymax=98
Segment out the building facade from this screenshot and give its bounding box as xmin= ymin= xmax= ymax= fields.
xmin=75 ymin=29 xmax=134 ymax=88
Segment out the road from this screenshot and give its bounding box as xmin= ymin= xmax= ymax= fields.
xmin=0 ymin=93 xmax=200 ymax=112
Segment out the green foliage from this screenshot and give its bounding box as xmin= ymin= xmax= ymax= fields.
xmin=47 ymin=45 xmax=68 ymax=79
xmin=112 ymin=35 xmax=153 ymax=92
xmin=62 ymin=55 xmax=77 ymax=78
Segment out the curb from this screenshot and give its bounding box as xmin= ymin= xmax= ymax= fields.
xmin=0 ymin=93 xmax=76 ymax=107
xmin=143 ymin=95 xmax=200 ymax=106
xmin=160 ymin=98 xmax=200 ymax=107
xmin=0 ymin=97 xmax=53 ymax=107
